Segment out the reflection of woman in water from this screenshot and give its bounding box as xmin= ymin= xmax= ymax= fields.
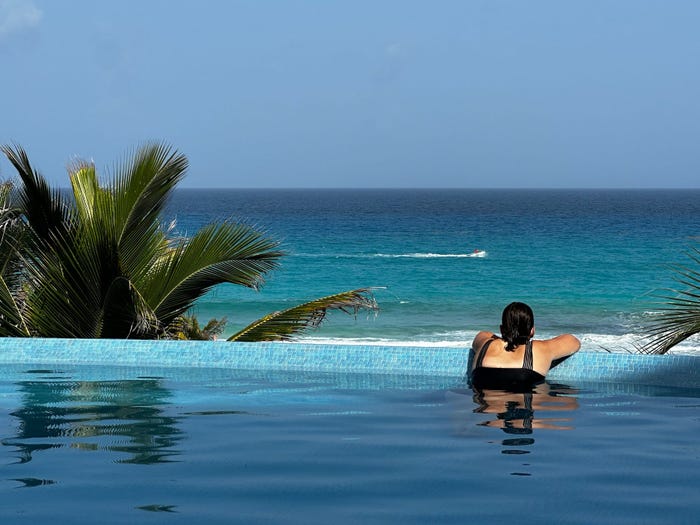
xmin=472 ymin=382 xmax=579 ymax=433
xmin=470 ymin=302 xmax=580 ymax=391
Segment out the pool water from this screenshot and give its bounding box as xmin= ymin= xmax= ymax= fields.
xmin=1 ymin=364 xmax=698 ymax=524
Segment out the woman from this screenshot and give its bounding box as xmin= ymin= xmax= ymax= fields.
xmin=470 ymin=302 xmax=580 ymax=391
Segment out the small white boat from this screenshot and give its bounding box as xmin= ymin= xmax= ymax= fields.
xmin=467 ymin=249 xmax=487 ymax=257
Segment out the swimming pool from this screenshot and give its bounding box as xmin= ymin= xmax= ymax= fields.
xmin=1 ymin=341 xmax=698 ymax=524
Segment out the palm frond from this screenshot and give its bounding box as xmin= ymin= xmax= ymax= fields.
xmin=101 ymin=276 xmax=160 ymax=339
xmin=69 ymin=161 xmax=101 ymax=223
xmin=0 ymin=236 xmax=24 ymax=293
xmin=22 ymin=162 xmax=165 ymax=339
xmin=0 ymin=275 xmax=30 ymax=337
xmin=0 ymin=144 xmax=71 ymax=244
xmin=642 ymin=247 xmax=700 ymax=354
xmin=228 ymin=288 xmax=378 ymax=342
xmin=145 ymin=222 xmax=283 ymax=326
xmin=0 ymin=182 xmax=26 ymax=279
xmin=23 ymin=226 xmax=110 ymax=338
xmin=170 ymin=314 xmax=227 ymax=340
xmin=91 ymin=162 xmax=169 ymax=288
xmin=112 ymin=143 xmax=188 ymax=275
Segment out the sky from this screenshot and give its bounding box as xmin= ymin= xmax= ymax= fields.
xmin=1 ymin=0 xmax=699 ymax=188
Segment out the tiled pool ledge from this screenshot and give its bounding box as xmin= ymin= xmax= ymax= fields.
xmin=0 ymin=338 xmax=698 ymax=389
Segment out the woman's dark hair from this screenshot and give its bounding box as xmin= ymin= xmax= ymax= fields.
xmin=500 ymin=302 xmax=534 ymax=351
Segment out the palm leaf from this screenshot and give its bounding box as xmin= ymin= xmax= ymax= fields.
xmin=642 ymin=247 xmax=700 ymax=354
xmin=69 ymin=161 xmax=102 ymax=223
xmin=100 ymin=276 xmax=159 ymax=339
xmin=145 ymin=222 xmax=283 ymax=327
xmin=228 ymin=288 xmax=378 ymax=342
xmin=0 ymin=275 xmax=30 ymax=337
xmin=111 ymin=143 xmax=188 ymax=277
xmin=171 ymin=314 xmax=227 ymax=340
xmin=0 ymin=232 xmax=24 ymax=298
xmin=0 ymin=144 xmax=71 ymax=244
xmin=22 ymin=206 xmax=159 ymax=339
xmin=22 ymin=228 xmax=107 ymax=338
xmin=0 ymin=182 xmax=26 ymax=284
xmin=59 ymin=146 xmax=180 ymax=338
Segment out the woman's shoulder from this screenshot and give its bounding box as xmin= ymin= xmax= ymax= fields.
xmin=472 ymin=331 xmax=498 ymax=350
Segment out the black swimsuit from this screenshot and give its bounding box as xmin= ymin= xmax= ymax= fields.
xmin=471 ymin=337 xmax=545 ymax=391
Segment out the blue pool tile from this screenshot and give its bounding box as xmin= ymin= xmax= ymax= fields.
xmin=0 ymin=338 xmax=697 ymax=388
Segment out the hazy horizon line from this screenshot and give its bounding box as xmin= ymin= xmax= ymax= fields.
xmin=172 ymin=186 xmax=700 ymax=191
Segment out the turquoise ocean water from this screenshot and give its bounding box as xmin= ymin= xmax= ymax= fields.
xmin=165 ymin=189 xmax=700 ymax=353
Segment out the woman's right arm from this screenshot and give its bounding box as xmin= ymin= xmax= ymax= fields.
xmin=543 ymin=334 xmax=581 ymax=360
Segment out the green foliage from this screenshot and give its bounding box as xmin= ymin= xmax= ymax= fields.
xmin=642 ymin=246 xmax=700 ymax=354
xmin=172 ymin=314 xmax=228 ymax=340
xmin=0 ymin=179 xmax=31 ymax=337
xmin=229 ymin=288 xmax=378 ymax=341
xmin=0 ymin=143 xmax=281 ymax=338
xmin=0 ymin=143 xmax=377 ymax=341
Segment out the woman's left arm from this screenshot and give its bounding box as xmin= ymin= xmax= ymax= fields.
xmin=472 ymin=331 xmax=496 ymax=351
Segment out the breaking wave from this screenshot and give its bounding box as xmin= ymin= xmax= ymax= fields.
xmin=294 ymin=331 xmax=700 ymax=355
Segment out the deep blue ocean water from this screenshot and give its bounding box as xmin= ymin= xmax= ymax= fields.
xmin=165 ymin=189 xmax=700 ymax=353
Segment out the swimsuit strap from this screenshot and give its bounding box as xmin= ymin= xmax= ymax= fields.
xmin=522 ymin=339 xmax=534 ymax=370
xmin=474 ymin=336 xmax=497 ymax=368
xmin=475 ymin=337 xmax=534 ymax=370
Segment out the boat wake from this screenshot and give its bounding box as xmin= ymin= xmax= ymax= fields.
xmin=294 ymin=252 xmax=487 ymax=259
xmin=376 ymin=252 xmax=487 ymax=259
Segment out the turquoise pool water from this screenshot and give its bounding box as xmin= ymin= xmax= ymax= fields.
xmin=1 ymin=362 xmax=698 ymax=524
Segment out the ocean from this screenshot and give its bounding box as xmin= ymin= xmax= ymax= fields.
xmin=165 ymin=189 xmax=700 ymax=354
